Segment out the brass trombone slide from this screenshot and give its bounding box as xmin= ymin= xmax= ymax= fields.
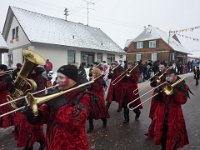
xmin=0 ymin=81 xmax=94 ymax=118
xmin=0 ymin=84 xmax=59 ymax=109
xmin=127 ymin=81 xmax=168 ymax=111
xmin=133 ymin=72 xmax=160 ymax=95
xmin=111 ymin=64 xmax=138 ymax=86
xmin=133 ymin=66 xmax=172 ymax=95
xmin=128 ymin=77 xmax=185 ymax=111
xmin=110 ymin=64 xmax=120 ymax=74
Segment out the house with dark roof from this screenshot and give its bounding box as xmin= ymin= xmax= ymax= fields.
xmin=2 ymin=6 xmax=125 ymax=70
xmin=125 ymin=25 xmax=189 ymax=64
xmin=0 ymin=33 xmax=8 ymax=64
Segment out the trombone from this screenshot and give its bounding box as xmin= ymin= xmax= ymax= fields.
xmin=92 ymin=74 xmax=104 ymax=82
xmin=0 ymin=84 xmax=59 ymax=118
xmin=128 ymin=77 xmax=185 ymax=111
xmin=110 ymin=64 xmax=120 ymax=74
xmin=0 ymin=81 xmax=93 ymax=118
xmin=24 ymin=80 xmax=94 ymax=117
xmin=111 ymin=64 xmax=138 ymax=86
xmin=132 ymin=72 xmax=159 ymax=95
xmin=133 ymin=66 xmax=172 ymax=95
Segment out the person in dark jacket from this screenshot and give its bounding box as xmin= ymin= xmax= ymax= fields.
xmin=194 ymin=67 xmax=200 ymax=85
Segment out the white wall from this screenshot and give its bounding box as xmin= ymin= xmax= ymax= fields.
xmin=12 ymin=48 xmax=23 ymax=67
xmin=102 ymin=53 xmax=107 ymax=62
xmin=75 ymin=50 xmax=81 ymax=66
xmin=6 ymin=16 xmax=30 ymax=49
xmin=1 ymin=53 xmax=8 ymax=65
xmin=33 ymin=45 xmax=68 ymax=72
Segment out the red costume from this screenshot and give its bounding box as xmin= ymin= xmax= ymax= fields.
xmin=106 ymin=66 xmax=123 ymax=104
xmin=0 ymin=74 xmax=14 ymax=128
xmin=148 ymin=72 xmax=166 ymax=139
xmin=13 ymin=112 xmax=45 ymax=148
xmin=120 ymin=67 xmax=142 ymax=109
xmin=119 ymin=66 xmax=142 ymax=122
xmin=14 ymin=69 xmax=46 ymax=149
xmin=88 ymin=76 xmax=107 ymax=119
xmin=153 ymin=78 xmax=189 ymax=150
xmin=27 ymin=88 xmax=91 ymax=150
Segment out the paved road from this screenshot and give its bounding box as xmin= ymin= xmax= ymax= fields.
xmin=0 ymin=73 xmax=199 ymax=150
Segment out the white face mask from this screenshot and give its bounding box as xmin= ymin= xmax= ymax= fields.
xmin=128 ymin=64 xmax=132 ymax=69
xmin=159 ymin=65 xmax=165 ymax=72
xmin=56 ymin=72 xmax=67 ymax=90
xmin=166 ymin=74 xmax=175 ymax=83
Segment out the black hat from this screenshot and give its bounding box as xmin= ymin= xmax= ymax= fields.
xmin=166 ymin=68 xmax=177 ymax=75
xmin=0 ymin=64 xmax=8 ymax=71
xmin=57 ymin=65 xmax=78 ymax=82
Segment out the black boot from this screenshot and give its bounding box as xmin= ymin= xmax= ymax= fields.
xmin=23 ymin=146 xmax=33 ymax=150
xmin=117 ymin=107 xmax=122 ymax=112
xmin=106 ymin=102 xmax=111 ymax=112
xmin=134 ymin=109 xmax=141 ymax=120
xmin=38 ymin=141 xmax=45 ymax=150
xmin=87 ymin=115 xmax=94 ymax=133
xmin=102 ymin=118 xmax=107 ymax=128
xmin=123 ymin=107 xmax=129 ymax=123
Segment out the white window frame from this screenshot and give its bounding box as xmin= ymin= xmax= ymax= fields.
xmin=107 ymin=54 xmax=115 ymax=64
xmin=136 ymin=42 xmax=143 ymax=49
xmin=149 ymin=40 xmax=156 ymax=48
xmin=136 ymin=53 xmax=142 ymax=61
xmin=68 ymin=50 xmax=76 ymax=64
xmin=151 ymin=53 xmax=157 ymax=61
xmin=97 ymin=53 xmax=103 ymax=63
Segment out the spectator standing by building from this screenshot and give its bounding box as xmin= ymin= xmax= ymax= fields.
xmin=194 ymin=67 xmax=200 ymax=85
xmin=12 ymin=63 xmax=22 ymax=80
xmin=44 ymin=59 xmax=53 ymax=74
xmin=78 ymin=62 xmax=87 ymax=82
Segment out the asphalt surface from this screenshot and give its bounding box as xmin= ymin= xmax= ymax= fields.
xmin=0 ymin=73 xmax=199 ymax=150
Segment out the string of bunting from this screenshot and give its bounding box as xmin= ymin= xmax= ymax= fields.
xmin=177 ymin=33 xmax=200 ymax=42
xmin=169 ymin=26 xmax=200 ymax=34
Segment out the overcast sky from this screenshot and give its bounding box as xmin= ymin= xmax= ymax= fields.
xmin=0 ymin=0 xmax=200 ymax=52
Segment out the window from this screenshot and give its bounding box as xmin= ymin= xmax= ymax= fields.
xmin=8 ymin=54 xmax=13 ymax=66
xmin=151 ymin=53 xmax=157 ymax=61
xmin=12 ymin=28 xmax=15 ymax=39
xmin=16 ymin=26 xmax=19 ymax=39
xmin=136 ymin=42 xmax=143 ymax=49
xmin=107 ymin=54 xmax=115 ymax=64
xmin=136 ymin=53 xmax=142 ymax=61
xmin=149 ymin=40 xmax=156 ymax=48
xmin=68 ymin=50 xmax=76 ymax=64
xmin=97 ymin=53 xmax=103 ymax=63
xmin=12 ymin=26 xmax=19 ymax=40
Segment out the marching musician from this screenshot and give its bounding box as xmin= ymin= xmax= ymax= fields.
xmin=0 ymin=64 xmax=15 ymax=128
xmin=106 ymin=61 xmax=124 ymax=113
xmin=14 ymin=66 xmax=46 ymax=150
xmin=25 ymin=64 xmax=91 ymax=150
xmin=147 ymin=62 xmax=167 ymax=139
xmin=152 ymin=69 xmax=189 ymax=150
xmin=120 ymin=61 xmax=142 ymax=123
xmin=87 ymin=67 xmax=107 ymax=133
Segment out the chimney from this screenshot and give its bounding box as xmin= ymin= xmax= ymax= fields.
xmin=64 ymin=8 xmax=69 ymax=21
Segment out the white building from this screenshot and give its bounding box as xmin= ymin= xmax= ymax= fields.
xmin=2 ymin=6 xmax=125 ymax=71
xmin=0 ymin=33 xmax=8 ymax=64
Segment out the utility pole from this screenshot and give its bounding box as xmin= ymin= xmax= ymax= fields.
xmin=84 ymin=0 xmax=95 ymax=25
xmin=64 ymin=8 xmax=69 ymax=21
